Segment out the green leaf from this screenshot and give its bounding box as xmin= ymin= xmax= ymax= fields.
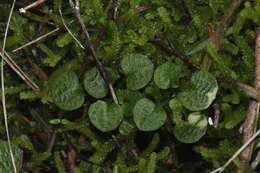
xmin=119 ymin=120 xmax=135 ymax=135
xmin=88 ymin=100 xmax=123 ymax=132
xmin=117 ymin=89 xmax=143 ymax=117
xmin=84 ymin=67 xmax=108 ymax=98
xmin=173 ymin=112 xmax=208 ymax=143
xmin=121 ymin=54 xmax=154 ymax=90
xmin=0 ymin=141 xmax=23 ymax=173
xmin=49 ymin=71 xmax=85 ymax=111
xmin=178 ymin=71 xmax=218 ymax=111
xmin=133 ymin=98 xmax=166 ymax=131
xmin=154 ymin=61 xmax=185 ymax=89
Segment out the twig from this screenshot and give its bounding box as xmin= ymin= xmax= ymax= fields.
xmin=19 ymin=0 xmax=47 ymax=14
xmin=200 ymin=0 xmax=245 ymax=71
xmin=1 ymin=0 xmax=18 ymax=172
xmin=0 ymin=52 xmax=40 ymax=91
xmin=213 ymin=104 xmax=220 ymax=128
xmin=59 ymin=9 xmax=85 ymax=49
xmin=240 ymin=27 xmax=260 ymax=164
xmin=210 ymin=129 xmax=260 ymax=173
xmin=12 ymin=27 xmax=60 ymax=53
xmin=69 ymin=0 xmax=119 ymax=104
xmin=152 ymin=39 xmax=200 ymax=69
xmin=12 ymin=20 xmax=96 ymax=53
xmin=236 ymin=81 xmax=260 ymax=102
xmin=45 ymin=111 xmax=64 ymax=152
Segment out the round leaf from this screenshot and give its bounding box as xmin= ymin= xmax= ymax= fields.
xmin=154 ymin=62 xmax=185 ymax=89
xmin=117 ymin=89 xmax=143 ymax=117
xmin=178 ymin=71 xmax=218 ymax=111
xmin=0 ymin=141 xmax=23 ymax=173
xmin=88 ymin=100 xmax=123 ymax=132
xmin=133 ymin=98 xmax=166 ymax=131
xmin=84 ymin=67 xmax=108 ymax=98
xmin=173 ymin=112 xmax=208 ymax=143
xmin=121 ymin=54 xmax=154 ymax=90
xmin=50 ymin=71 xmax=85 ymax=111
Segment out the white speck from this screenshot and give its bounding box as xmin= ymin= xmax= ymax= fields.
xmin=208 ymin=117 xmax=214 ymax=126
xmin=19 ymin=8 xmax=26 ymax=14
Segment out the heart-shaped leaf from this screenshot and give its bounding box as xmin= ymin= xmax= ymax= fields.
xmin=133 ymin=98 xmax=166 ymax=131
xmin=154 ymin=62 xmax=185 ymax=89
xmin=84 ymin=67 xmax=108 ymax=98
xmin=173 ymin=112 xmax=208 ymax=143
xmin=178 ymin=71 xmax=218 ymax=111
xmin=88 ymin=100 xmax=123 ymax=132
xmin=121 ymin=54 xmax=154 ymax=90
xmin=49 ymin=71 xmax=85 ymax=111
xmin=117 ymin=89 xmax=143 ymax=117
xmin=0 ymin=141 xmax=23 ymax=173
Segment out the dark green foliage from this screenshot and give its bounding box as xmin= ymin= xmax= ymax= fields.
xmin=49 ymin=71 xmax=85 ymax=110
xmin=173 ymin=112 xmax=208 ymax=143
xmin=0 ymin=141 xmax=23 ymax=173
xmin=1 ymin=0 xmax=259 ymax=172
xmin=121 ymin=54 xmax=154 ymax=90
xmin=178 ymin=71 xmax=218 ymax=111
xmin=84 ymin=67 xmax=108 ymax=98
xmin=154 ymin=61 xmax=187 ymax=89
xmin=88 ymin=100 xmax=123 ymax=132
xmin=133 ymin=98 xmax=167 ymax=131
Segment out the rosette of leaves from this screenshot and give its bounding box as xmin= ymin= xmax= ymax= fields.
xmin=0 ymin=141 xmax=23 ymax=173
xmin=49 ymin=71 xmax=85 ymax=111
xmin=178 ymin=71 xmax=218 ymax=111
xmin=154 ymin=61 xmax=186 ymax=89
xmin=88 ymin=100 xmax=123 ymax=132
xmin=121 ymin=53 xmax=154 ymax=90
xmin=133 ymin=98 xmax=167 ymax=131
xmin=173 ymin=112 xmax=208 ymax=143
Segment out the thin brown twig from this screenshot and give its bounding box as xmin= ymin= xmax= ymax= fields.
xmin=152 ymin=39 xmax=200 ymax=69
xmin=236 ymin=81 xmax=260 ymax=102
xmin=45 ymin=111 xmax=64 ymax=152
xmin=69 ymin=0 xmax=119 ymax=104
xmin=239 ymin=27 xmax=260 ymax=165
xmin=0 ymin=51 xmax=40 ymax=91
xmin=12 ymin=27 xmax=60 ymax=53
xmin=12 ymin=20 xmax=96 ymax=53
xmin=200 ymin=0 xmax=245 ymax=71
xmin=213 ymin=104 xmax=220 ymax=128
xmin=19 ymin=0 xmax=47 ymax=14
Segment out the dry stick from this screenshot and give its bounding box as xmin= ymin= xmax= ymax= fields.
xmin=12 ymin=27 xmax=60 ymax=53
xmin=152 ymin=39 xmax=200 ymax=69
xmin=59 ymin=9 xmax=85 ymax=49
xmin=69 ymin=0 xmax=119 ymax=104
xmin=12 ymin=19 xmax=96 ymax=53
xmin=240 ymin=27 xmax=260 ymax=165
xmin=0 ymin=52 xmax=40 ymax=91
xmin=19 ymin=0 xmax=47 ymax=14
xmin=1 ymin=0 xmax=18 ymax=173
xmin=236 ymin=81 xmax=260 ymax=102
xmin=213 ymin=104 xmax=220 ymax=128
xmin=210 ymin=129 xmax=260 ymax=173
xmin=200 ymin=0 xmax=245 ymax=71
